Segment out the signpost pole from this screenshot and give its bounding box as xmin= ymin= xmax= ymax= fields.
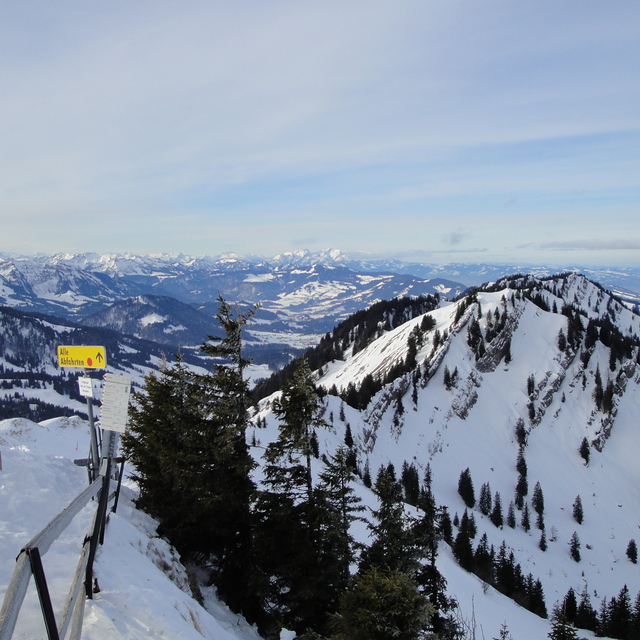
xmin=84 ymin=372 xmax=100 ymax=483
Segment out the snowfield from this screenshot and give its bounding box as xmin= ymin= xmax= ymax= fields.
xmin=1 ymin=273 xmax=639 ymax=639
xmin=0 ymin=416 xmax=264 ymax=640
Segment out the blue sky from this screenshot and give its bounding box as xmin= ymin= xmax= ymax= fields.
xmin=1 ymin=0 xmax=638 ymax=265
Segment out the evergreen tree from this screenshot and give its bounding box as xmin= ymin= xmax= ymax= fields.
xmin=457 ymin=467 xmax=475 ymax=508
xmin=344 ymin=423 xmax=354 ymax=448
xmin=493 ymin=622 xmax=513 ymax=640
xmin=363 ymin=459 xmax=372 ymax=488
xmin=575 ymin=585 xmax=597 ymax=632
xmin=334 ymin=567 xmax=433 ymax=640
xmin=563 ymin=588 xmax=577 ymax=623
xmin=124 ymin=356 xmax=210 ymax=552
xmin=271 ymin=358 xmax=328 ymax=502
xmin=631 ymin=591 xmax=640 ymax=639
xmin=627 ymin=539 xmax=638 ymax=564
xmin=593 ymin=365 xmax=604 ymax=410
xmin=569 ymin=532 xmax=581 ymax=562
xmin=124 ymin=296 xmax=260 ymax=622
xmin=507 ymin=501 xmax=516 ymax=529
xmin=318 ymin=445 xmax=365 ymax=595
xmin=439 ymin=507 xmax=453 ymax=545
xmin=412 ymin=473 xmax=455 ymax=637
xmin=255 ymin=358 xmax=332 ymax=634
xmin=479 ymin=481 xmax=493 ymax=516
xmin=532 ymin=481 xmax=544 ymax=516
xmin=579 ymin=437 xmax=590 ymax=465
xmin=515 ymin=474 xmax=528 ymax=510
xmin=401 ymin=461 xmax=421 ymax=507
xmin=443 ymin=365 xmax=452 ymax=391
xmin=504 ymin=338 xmax=512 ymax=364
xmin=453 ymin=510 xmax=475 ymax=571
xmin=360 ymin=465 xmax=415 ymax=575
xmin=539 ymin=530 xmax=547 ymax=551
xmin=558 ymin=329 xmax=567 ymax=352
xmin=490 ymin=492 xmax=504 ymax=528
xmin=609 ymin=585 xmax=632 ymax=640
xmin=516 ymin=449 xmax=528 ymax=477
xmin=572 ymin=495 xmax=583 ymax=525
xmin=548 ymin=607 xmax=578 ymax=640
xmin=474 ymin=533 xmax=494 ymax=584
xmin=521 ymin=503 xmax=531 ymax=532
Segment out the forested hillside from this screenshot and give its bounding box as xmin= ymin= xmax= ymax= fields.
xmin=121 ymin=271 xmax=640 ymax=639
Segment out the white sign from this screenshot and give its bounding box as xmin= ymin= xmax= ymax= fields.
xmin=99 ymin=373 xmax=132 ymax=433
xmin=78 ymin=377 xmax=94 ymax=398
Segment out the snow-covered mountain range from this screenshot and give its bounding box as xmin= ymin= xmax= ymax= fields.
xmin=252 ymin=271 xmax=640 ymax=637
xmin=0 ymin=251 xmax=465 ymax=360
xmin=1 ymin=269 xmax=640 ymax=638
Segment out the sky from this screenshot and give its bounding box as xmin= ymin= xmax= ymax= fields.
xmin=0 ymin=0 xmax=639 ymax=266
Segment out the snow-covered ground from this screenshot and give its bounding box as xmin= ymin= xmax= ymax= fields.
xmin=0 ymin=417 xmax=263 ymax=640
xmin=2 ymin=273 xmax=637 ymax=639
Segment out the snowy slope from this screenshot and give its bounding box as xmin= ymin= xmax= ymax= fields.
xmin=254 ymin=272 xmax=640 ymax=637
xmin=0 ymin=416 xmax=263 ymax=640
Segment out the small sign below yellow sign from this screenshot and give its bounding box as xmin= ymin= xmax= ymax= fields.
xmin=57 ymin=345 xmax=107 ymax=369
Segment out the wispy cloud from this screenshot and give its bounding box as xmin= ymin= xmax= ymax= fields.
xmin=540 ymin=240 xmax=640 ymax=252
xmin=0 ymin=1 xmax=638 ymax=263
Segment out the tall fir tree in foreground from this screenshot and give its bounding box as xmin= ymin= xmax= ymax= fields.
xmin=198 ymin=296 xmax=259 ymax=618
xmin=124 ymin=297 xmax=260 ymax=623
xmin=123 ymin=355 xmax=207 ymax=551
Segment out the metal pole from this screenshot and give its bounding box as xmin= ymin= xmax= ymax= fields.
xmin=84 ymin=372 xmax=100 ymax=482
xmin=28 ymin=547 xmax=60 ymax=640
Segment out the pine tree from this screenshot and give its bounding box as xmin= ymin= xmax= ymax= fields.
xmin=627 ymin=539 xmax=638 ymax=564
xmin=563 ymin=587 xmax=577 ymax=623
xmin=548 ymin=606 xmax=578 ymax=640
xmin=401 ymin=461 xmax=421 ymax=507
xmin=412 ymin=473 xmax=454 ymax=637
xmin=493 ymin=622 xmax=513 ymax=640
xmin=490 ymin=492 xmax=503 ymax=528
xmin=609 ymin=585 xmax=632 ymax=640
xmin=360 ymin=465 xmax=415 ymax=575
xmin=458 ymin=467 xmax=475 ymax=508
xmin=579 ymin=437 xmax=590 ymax=465
xmin=255 ymin=358 xmax=332 ymax=633
xmin=334 ymin=567 xmax=433 ymax=640
xmin=575 ymin=585 xmax=597 ymax=631
xmin=572 ymin=495 xmax=583 ymax=525
xmin=539 ymin=530 xmax=547 ymax=551
xmin=479 ymin=481 xmax=492 ymax=516
xmin=198 ymin=297 xmax=261 ymax=619
xmin=318 ymin=445 xmax=365 ymax=593
xmin=271 ymin=358 xmax=328 ymax=502
xmin=123 ymin=356 xmax=209 ymax=552
xmin=439 ymin=507 xmax=453 ymax=545
xmin=474 ymin=533 xmax=494 ymax=584
xmin=569 ymin=532 xmax=581 ymax=562
xmin=521 ymin=503 xmax=531 ymax=532
xmin=124 ymin=296 xmax=261 ymax=622
xmin=593 ymin=365 xmax=604 ymax=410
xmin=453 ymin=517 xmax=475 ymax=571
xmin=507 ymin=501 xmax=516 ymax=529
xmin=532 ymin=481 xmax=544 ymax=515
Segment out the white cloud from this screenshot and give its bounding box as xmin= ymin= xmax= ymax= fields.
xmin=0 ymin=1 xmax=638 ymax=262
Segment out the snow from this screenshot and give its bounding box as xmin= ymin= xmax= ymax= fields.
xmin=2 ymin=273 xmax=638 ymax=639
xmin=0 ymin=417 xmax=263 ymax=640
xmin=139 ymin=313 xmax=167 ymax=327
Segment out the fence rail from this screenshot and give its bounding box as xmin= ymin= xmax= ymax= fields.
xmin=0 ymin=456 xmax=122 ymax=640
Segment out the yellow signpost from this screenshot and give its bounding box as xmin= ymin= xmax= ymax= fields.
xmin=57 ymin=345 xmax=107 ymax=369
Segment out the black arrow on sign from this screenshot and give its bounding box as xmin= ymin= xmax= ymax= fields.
xmin=96 ymin=352 xmax=104 ymax=363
